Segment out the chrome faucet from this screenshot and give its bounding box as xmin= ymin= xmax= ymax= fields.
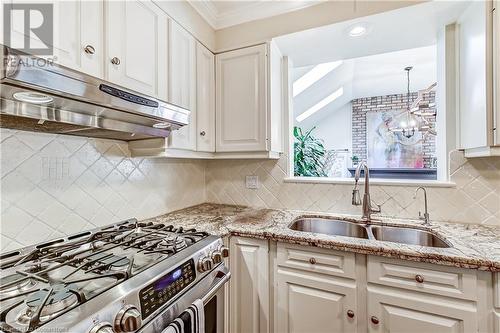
xmin=414 ymin=186 xmax=430 ymax=226
xmin=352 ymin=161 xmax=381 ymax=222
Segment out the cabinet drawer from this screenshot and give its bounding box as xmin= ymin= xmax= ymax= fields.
xmin=277 ymin=243 xmax=356 ymax=279
xmin=367 ymin=256 xmax=477 ymax=300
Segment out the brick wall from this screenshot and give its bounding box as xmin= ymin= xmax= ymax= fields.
xmin=351 ymin=91 xmax=436 ymax=168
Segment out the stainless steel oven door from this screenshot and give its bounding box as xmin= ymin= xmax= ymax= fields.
xmin=138 ymin=264 xmax=230 ymax=333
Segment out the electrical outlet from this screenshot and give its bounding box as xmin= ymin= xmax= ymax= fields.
xmin=245 ymin=175 xmax=259 ymax=189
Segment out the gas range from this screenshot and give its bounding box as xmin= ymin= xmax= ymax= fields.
xmin=0 ymin=219 xmax=230 ymax=333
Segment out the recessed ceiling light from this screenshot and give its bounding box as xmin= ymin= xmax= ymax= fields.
xmin=348 ymin=24 xmax=369 ymax=37
xmin=13 ymin=91 xmax=53 ymax=104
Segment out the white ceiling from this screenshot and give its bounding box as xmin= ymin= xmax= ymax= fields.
xmin=188 ymin=0 xmax=321 ymax=29
xmin=276 ymin=1 xmax=471 ymax=67
xmin=293 ymin=45 xmax=437 ymax=125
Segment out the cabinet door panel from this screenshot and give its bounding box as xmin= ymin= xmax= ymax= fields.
xmin=167 ymin=21 xmax=196 ymax=150
xmin=53 ymin=0 xmax=103 ymax=77
xmin=229 ymin=237 xmax=269 ymax=333
xmin=276 ymin=267 xmax=357 ymax=333
xmin=196 ymin=42 xmax=215 ymax=152
xmin=367 ymin=285 xmax=477 ymax=333
xmin=458 ymin=1 xmax=488 ymax=149
xmin=5 ymin=0 xmax=103 ymax=77
xmin=106 ymin=0 xmax=167 ymax=98
xmin=216 ymin=44 xmax=267 ymax=152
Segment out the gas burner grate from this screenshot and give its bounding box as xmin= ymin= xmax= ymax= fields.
xmin=0 ymin=220 xmax=210 ymax=332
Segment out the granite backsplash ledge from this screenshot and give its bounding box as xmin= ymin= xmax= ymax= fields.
xmin=143 ymin=203 xmax=500 ymax=272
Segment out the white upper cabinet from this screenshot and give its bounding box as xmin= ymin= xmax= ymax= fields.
xmin=55 ymin=1 xmax=104 ymax=78
xmin=52 ymin=0 xmax=104 ymax=78
xmin=106 ymin=0 xmax=167 ymax=99
xmin=459 ymin=0 xmax=500 ymax=157
xmin=167 ymin=20 xmax=197 ymax=150
xmin=196 ymin=42 xmax=216 ymax=152
xmin=494 ymin=0 xmax=500 ymax=148
xmin=216 ymin=42 xmax=282 ymax=155
xmin=5 ymin=0 xmax=104 ymax=78
xmin=216 ymin=44 xmax=267 ymax=152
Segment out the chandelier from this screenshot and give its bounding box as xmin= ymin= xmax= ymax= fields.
xmin=389 ymin=67 xmax=437 ymax=138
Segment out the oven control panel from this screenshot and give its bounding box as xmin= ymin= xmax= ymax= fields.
xmin=139 ymin=259 xmax=196 ymax=318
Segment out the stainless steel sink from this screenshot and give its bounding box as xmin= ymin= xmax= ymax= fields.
xmin=289 ymin=218 xmax=369 ymax=239
xmin=370 ymin=225 xmax=450 ymax=248
xmin=289 ymin=217 xmax=451 ymax=248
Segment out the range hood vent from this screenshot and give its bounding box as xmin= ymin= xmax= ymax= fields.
xmin=0 ymin=46 xmax=189 ymax=141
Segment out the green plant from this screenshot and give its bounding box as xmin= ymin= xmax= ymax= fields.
xmin=351 ymin=155 xmax=359 ymax=164
xmin=293 ymin=126 xmax=327 ymax=177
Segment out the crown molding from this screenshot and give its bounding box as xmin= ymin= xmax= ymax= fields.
xmin=188 ymin=0 xmax=322 ymax=30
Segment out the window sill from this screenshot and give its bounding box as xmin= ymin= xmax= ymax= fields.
xmin=284 ymin=176 xmax=456 ymax=188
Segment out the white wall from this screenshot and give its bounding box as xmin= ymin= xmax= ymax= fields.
xmin=0 ymin=129 xmax=206 ymax=251
xmin=300 ymin=103 xmax=352 ymax=152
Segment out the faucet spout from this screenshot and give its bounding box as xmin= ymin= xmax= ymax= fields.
xmin=352 ymin=161 xmax=380 ymax=223
xmin=414 ymin=186 xmax=430 ymax=226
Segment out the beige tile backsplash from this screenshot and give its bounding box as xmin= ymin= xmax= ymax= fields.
xmin=206 ymin=151 xmax=500 ymax=225
xmin=0 ymin=129 xmax=206 ymax=251
xmin=1 ymin=129 xmax=499 ymax=250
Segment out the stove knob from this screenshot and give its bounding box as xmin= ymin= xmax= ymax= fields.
xmin=90 ymin=322 xmax=115 ymax=333
xmin=198 ymin=257 xmax=213 ymax=272
xmin=219 ymin=245 xmax=229 ymax=258
xmin=114 ymin=305 xmax=142 ymax=332
xmin=211 ymin=250 xmax=223 ymax=264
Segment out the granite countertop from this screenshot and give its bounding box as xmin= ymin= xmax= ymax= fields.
xmin=142 ymin=203 xmax=500 ymax=272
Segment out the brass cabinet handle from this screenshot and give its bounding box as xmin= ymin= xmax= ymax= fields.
xmin=347 ymin=310 xmax=355 ymax=318
xmin=371 ymin=316 xmax=379 ymax=325
xmin=200 ymin=131 xmax=206 ymax=136
xmin=415 ymin=274 xmax=424 ymax=283
xmin=111 ymin=57 xmax=121 ymax=65
xmin=309 ymin=258 xmax=316 ymax=265
xmin=84 ymin=45 xmax=95 ymax=55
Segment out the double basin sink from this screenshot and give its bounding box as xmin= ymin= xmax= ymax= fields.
xmin=289 ymin=218 xmax=450 ymax=248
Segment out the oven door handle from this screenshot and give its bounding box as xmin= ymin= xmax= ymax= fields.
xmin=202 ymin=268 xmax=231 ymax=304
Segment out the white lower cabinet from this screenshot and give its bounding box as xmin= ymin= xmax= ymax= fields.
xmin=229 ymin=236 xmax=270 ymax=333
xmin=227 ymin=239 xmax=495 ymax=333
xmin=367 ymin=285 xmax=477 ymax=333
xmin=495 ymin=273 xmax=500 ymax=332
xmin=276 ymin=267 xmax=357 ymax=333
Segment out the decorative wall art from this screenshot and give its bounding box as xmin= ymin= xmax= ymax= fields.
xmin=366 ymin=110 xmax=424 ymax=168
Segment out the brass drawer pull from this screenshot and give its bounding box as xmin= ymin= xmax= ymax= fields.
xmin=415 ymin=274 xmax=424 ymax=283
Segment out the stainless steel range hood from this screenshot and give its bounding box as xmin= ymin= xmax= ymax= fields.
xmin=0 ymin=45 xmax=189 ymax=141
